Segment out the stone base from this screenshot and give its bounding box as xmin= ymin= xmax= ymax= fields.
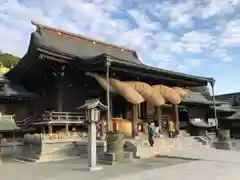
xmin=87 ymin=166 xmax=102 ymax=171
xmin=213 ymin=141 xmax=232 ymax=150
xmin=98 ymin=151 xmax=133 ymax=165
xmin=20 ymin=140 xmax=80 ymax=163
xmin=17 ymin=137 xmax=107 ymax=163
xmin=134 ymin=136 xmax=140 ymax=140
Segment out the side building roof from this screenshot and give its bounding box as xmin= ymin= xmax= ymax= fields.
xmin=32 ymin=21 xmax=142 ymax=65
xmin=0 ymin=115 xmax=20 ymax=131
xmin=0 ymin=73 xmax=35 ymax=100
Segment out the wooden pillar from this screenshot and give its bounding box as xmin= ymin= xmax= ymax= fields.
xmin=65 ymin=123 xmax=69 ymax=133
xmin=57 ymin=83 xmax=63 ymax=112
xmin=106 ymin=60 xmax=111 ymax=131
xmin=100 ymin=119 xmax=105 ymax=139
xmin=210 ymin=82 xmax=218 ymax=128
xmin=173 ymin=104 xmax=180 ymax=133
xmin=156 ymin=106 xmax=162 ymax=131
xmin=110 ymin=93 xmax=113 ymax=124
xmin=48 ymin=124 xmax=52 ymax=134
xmin=132 ymin=104 xmax=138 ymax=138
xmin=41 ymin=126 xmax=46 ymax=134
xmin=145 ymin=102 xmax=149 ymax=122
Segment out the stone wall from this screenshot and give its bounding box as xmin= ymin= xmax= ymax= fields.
xmin=213 ymin=141 xmax=232 ymax=150
xmin=75 ymin=141 xmax=106 ymax=158
xmin=16 ymin=134 xmax=107 ymax=163
xmin=0 ymin=141 xmax=23 ymax=156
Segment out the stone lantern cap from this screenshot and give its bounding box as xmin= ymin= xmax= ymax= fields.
xmin=77 ymin=99 xmax=107 ymax=110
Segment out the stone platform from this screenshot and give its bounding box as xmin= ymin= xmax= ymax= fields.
xmin=124 ymin=135 xmax=213 ymax=159
xmin=1 ymin=150 xmax=240 ymax=180
xmin=16 ymin=134 xmax=107 ymax=163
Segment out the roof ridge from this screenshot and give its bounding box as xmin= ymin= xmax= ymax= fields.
xmin=215 ymin=92 xmax=240 ymax=97
xmin=31 ymin=21 xmax=136 ymax=54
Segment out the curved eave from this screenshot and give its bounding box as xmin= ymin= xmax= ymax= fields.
xmin=7 ymin=27 xmax=215 ymax=87
xmin=107 ymin=56 xmax=214 ymax=86
xmin=189 ymin=120 xmax=216 ymax=128
xmin=6 ymin=32 xmax=40 ymax=78
xmin=0 ymin=116 xmax=20 ymax=131
xmin=226 ymin=112 xmax=240 ymax=120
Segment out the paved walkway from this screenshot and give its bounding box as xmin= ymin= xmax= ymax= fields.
xmin=109 ymin=160 xmax=240 ymax=180
xmin=0 ymin=157 xmax=190 ymax=180
xmin=1 ymin=149 xmax=240 ymax=179
xmin=159 ymin=148 xmax=240 ymax=163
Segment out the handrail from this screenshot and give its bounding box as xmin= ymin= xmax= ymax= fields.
xmin=160 ymin=120 xmax=168 ymax=132
xmin=13 ymin=115 xmax=34 ymax=127
xmin=204 ymin=131 xmax=213 ymax=141
xmin=189 ymin=118 xmax=216 ymax=128
xmin=45 ymin=111 xmax=84 ymax=115
xmin=0 ymin=115 xmax=14 ymax=121
xmin=42 ymin=111 xmax=85 ymax=122
xmin=23 ymin=116 xmax=34 ymax=125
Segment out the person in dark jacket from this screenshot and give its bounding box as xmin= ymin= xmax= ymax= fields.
xmin=148 ymin=122 xmax=155 ymax=147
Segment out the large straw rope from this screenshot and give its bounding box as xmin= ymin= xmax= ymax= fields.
xmin=153 ymin=85 xmax=181 ymax=105
xmin=110 ymin=79 xmax=145 ymax=104
xmin=173 ymin=87 xmax=189 ymax=99
xmin=124 ymin=81 xmax=165 ymax=106
xmin=86 ymin=72 xmax=116 ymax=93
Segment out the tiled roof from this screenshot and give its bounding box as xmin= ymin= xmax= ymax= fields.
xmin=182 ymin=91 xmax=212 ymax=104
xmin=227 ymin=112 xmax=240 ymax=120
xmin=189 ymin=118 xmax=216 ymax=127
xmin=34 ymin=22 xmax=214 ymax=83
xmin=211 ymin=104 xmax=237 ymax=112
xmin=0 ymin=83 xmax=35 ymax=98
xmin=7 ymin=22 xmax=215 ymax=86
xmin=0 ymin=115 xmax=19 ymax=131
xmin=33 ymin=21 xmax=142 ymax=65
xmin=0 ymin=73 xmax=9 ymax=83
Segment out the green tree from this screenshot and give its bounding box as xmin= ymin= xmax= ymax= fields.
xmin=0 ymin=52 xmax=20 ymax=68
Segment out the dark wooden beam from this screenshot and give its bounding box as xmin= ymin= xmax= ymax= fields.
xmin=132 ymin=104 xmax=138 ymax=138
xmin=173 ymin=104 xmax=180 ymax=133
xmin=156 ymin=106 xmax=162 ymax=131
xmin=111 ymin=66 xmax=206 ymax=87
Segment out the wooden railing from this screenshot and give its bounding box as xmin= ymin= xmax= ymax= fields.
xmin=0 ymin=115 xmax=14 ymax=119
xmin=42 ymin=111 xmax=85 ymax=123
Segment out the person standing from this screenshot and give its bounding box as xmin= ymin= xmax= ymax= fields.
xmin=168 ymin=120 xmax=175 ymax=138
xmin=148 ymin=122 xmax=155 ymax=147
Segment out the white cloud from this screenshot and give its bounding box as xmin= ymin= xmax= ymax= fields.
xmin=211 ymin=49 xmax=232 ymax=62
xmin=220 ymin=19 xmax=240 ymax=47
xmin=128 ymin=9 xmax=161 ymax=31
xmin=184 ymin=58 xmax=205 ymax=67
xmin=167 ymin=0 xmax=196 ymax=28
xmin=0 ymin=0 xmax=238 ymax=73
xmin=168 ymin=31 xmax=215 ymax=53
xmin=181 ymin=31 xmax=214 ymax=44
xmin=197 ymin=0 xmax=240 ymax=19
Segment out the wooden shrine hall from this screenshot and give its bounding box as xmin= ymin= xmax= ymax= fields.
xmin=5 ymin=21 xmax=218 ymax=138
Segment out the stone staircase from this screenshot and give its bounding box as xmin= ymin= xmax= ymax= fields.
xmin=13 ymin=115 xmax=36 ymax=131
xmin=124 ymin=130 xmax=213 ymax=159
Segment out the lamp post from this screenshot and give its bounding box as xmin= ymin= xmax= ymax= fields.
xmin=210 ymin=81 xmax=218 ymax=129
xmin=106 ymin=60 xmax=111 ymax=131
xmin=78 ymin=99 xmax=107 ymax=171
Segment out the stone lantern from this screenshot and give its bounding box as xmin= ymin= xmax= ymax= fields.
xmin=78 ymin=99 xmax=107 ymax=171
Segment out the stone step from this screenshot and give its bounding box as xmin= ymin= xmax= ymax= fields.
xmin=131 ymin=135 xmax=213 ymax=159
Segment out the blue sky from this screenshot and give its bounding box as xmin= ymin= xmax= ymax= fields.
xmin=0 ymin=0 xmax=239 ymax=94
